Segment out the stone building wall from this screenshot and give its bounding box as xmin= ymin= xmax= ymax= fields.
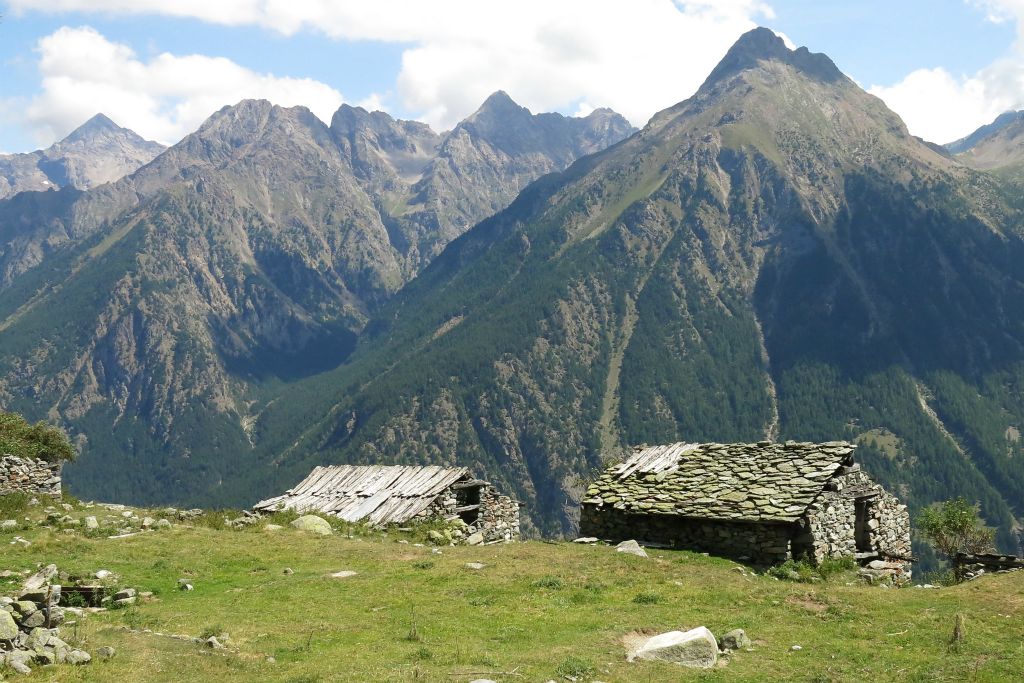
xmin=798 ymin=465 xmax=912 ymax=576
xmin=0 ymin=455 xmax=62 ymax=497
xmin=477 ymin=487 xmax=520 ymax=542
xmin=420 ymin=482 xmax=520 ymax=543
xmin=580 ymin=506 xmax=794 ymax=564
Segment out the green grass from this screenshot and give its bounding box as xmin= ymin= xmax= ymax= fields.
xmin=0 ymin=502 xmax=1022 ymax=682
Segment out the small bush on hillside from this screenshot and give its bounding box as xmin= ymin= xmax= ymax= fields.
xmin=0 ymin=411 xmax=76 ymax=462
xmin=632 ymin=591 xmax=661 ymax=604
xmin=817 ymin=555 xmax=858 ymax=578
xmin=531 ymin=576 xmax=563 ymax=590
xmin=917 ymin=498 xmax=996 ymax=564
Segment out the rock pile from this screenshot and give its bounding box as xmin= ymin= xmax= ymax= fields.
xmin=0 ymin=565 xmax=91 ymax=674
xmin=0 ymin=455 xmax=61 ymax=498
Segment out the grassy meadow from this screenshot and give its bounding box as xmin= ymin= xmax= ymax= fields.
xmin=0 ymin=496 xmax=1021 ymax=682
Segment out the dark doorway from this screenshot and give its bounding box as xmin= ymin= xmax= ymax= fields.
xmin=455 ymin=484 xmax=482 ymax=526
xmin=854 ymin=498 xmax=872 ymax=553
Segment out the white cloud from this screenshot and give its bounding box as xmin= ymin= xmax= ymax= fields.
xmin=10 ymin=1 xmax=775 ymax=131
xmin=868 ymin=67 xmax=1018 ymax=144
xmin=867 ymin=0 xmax=1024 ymax=144
xmin=21 ymin=26 xmax=345 ymax=145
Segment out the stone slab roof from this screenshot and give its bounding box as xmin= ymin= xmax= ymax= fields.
xmin=582 ymin=441 xmax=856 ymax=523
xmin=253 ymin=465 xmax=472 ymax=525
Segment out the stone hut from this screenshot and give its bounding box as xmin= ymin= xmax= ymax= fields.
xmin=580 ymin=441 xmax=912 ymax=575
xmin=0 ymin=455 xmax=62 ymax=497
xmin=254 ymin=465 xmax=520 ymax=543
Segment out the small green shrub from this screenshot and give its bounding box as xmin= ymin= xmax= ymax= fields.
xmin=0 ymin=492 xmax=31 ymax=518
xmin=531 ymin=576 xmax=563 ymax=590
xmin=632 ymin=591 xmax=662 ymax=604
xmin=411 ymin=560 xmax=434 ymax=570
xmin=555 ymin=655 xmax=595 ymax=678
xmin=0 ymin=411 xmax=76 ymax=462
xmin=199 ymin=624 xmax=224 ymax=640
xmin=817 ymin=556 xmax=857 ymax=578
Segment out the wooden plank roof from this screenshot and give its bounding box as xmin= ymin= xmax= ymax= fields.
xmin=253 ymin=465 xmax=472 ymax=525
xmin=582 ymin=441 xmax=857 ymax=523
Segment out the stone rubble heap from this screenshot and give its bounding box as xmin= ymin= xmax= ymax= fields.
xmin=0 ymin=565 xmax=92 ymax=674
xmin=0 ymin=455 xmax=61 ymax=498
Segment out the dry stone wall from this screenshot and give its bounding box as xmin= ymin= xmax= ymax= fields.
xmin=800 ymin=465 xmax=911 ymax=578
xmin=0 ymin=455 xmax=62 ymax=497
xmin=580 ymin=507 xmax=794 ymax=564
xmin=420 ymin=483 xmax=520 ymax=543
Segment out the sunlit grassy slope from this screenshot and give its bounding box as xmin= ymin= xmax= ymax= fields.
xmin=1 ymin=498 xmax=1022 ymax=682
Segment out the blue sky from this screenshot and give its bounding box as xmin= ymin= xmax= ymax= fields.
xmin=1 ymin=1 xmax=1022 ymax=152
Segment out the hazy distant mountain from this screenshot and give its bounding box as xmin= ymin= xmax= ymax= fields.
xmin=239 ymin=28 xmax=1024 ymax=550
xmin=947 ymin=110 xmax=1024 ymax=171
xmin=0 ymin=94 xmax=634 ymax=505
xmin=0 ymin=114 xmax=165 ymax=200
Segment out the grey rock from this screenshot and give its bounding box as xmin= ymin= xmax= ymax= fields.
xmin=573 ymin=536 xmax=599 ymax=543
xmin=94 ymin=569 xmax=113 ymax=580
xmin=465 ymin=532 xmax=484 ymax=546
xmin=65 ymin=649 xmax=91 ymax=664
xmin=289 ymin=515 xmax=333 ymax=535
xmin=629 ymin=627 xmax=718 ymax=668
xmin=113 ymin=588 xmax=136 ymax=601
xmin=464 ymin=562 xmax=486 ymax=570
xmin=96 ymin=645 xmax=116 ymax=660
xmin=84 ymin=516 xmax=99 ymax=529
xmin=22 ymin=610 xmax=46 ymax=628
xmin=22 ymin=564 xmax=57 ymax=591
xmin=205 ymin=636 xmax=225 ymax=649
xmin=615 ymin=540 xmax=648 ymax=558
xmin=0 ymin=609 xmax=18 ymax=639
xmin=719 ymin=628 xmax=752 ymax=651
xmin=1 ymin=519 xmax=17 ymax=530
xmin=155 ymin=519 xmax=172 ymax=528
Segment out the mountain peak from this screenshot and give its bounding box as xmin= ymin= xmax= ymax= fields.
xmin=700 ymin=27 xmax=845 ymax=92
xmin=467 ymin=91 xmax=529 ymax=122
xmin=60 ymin=113 xmax=124 ymax=144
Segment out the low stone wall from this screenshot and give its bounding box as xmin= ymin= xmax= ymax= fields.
xmin=580 ymin=506 xmax=794 ymax=564
xmin=0 ymin=454 xmax=62 ymax=497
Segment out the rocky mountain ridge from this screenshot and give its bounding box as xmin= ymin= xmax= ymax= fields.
xmin=237 ymin=28 xmax=1024 ymax=552
xmin=0 ymin=115 xmax=165 ymax=200
xmin=0 ymin=94 xmax=634 ymax=504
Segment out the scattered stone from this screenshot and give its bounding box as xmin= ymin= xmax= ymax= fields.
xmin=282 ymin=568 xmax=294 ymax=575
xmin=155 ymin=519 xmax=172 ymax=528
xmin=573 ymin=536 xmax=598 ymax=543
xmin=264 ymin=524 xmax=284 ymax=531
xmin=329 ymin=571 xmax=358 ymax=579
xmin=177 ymin=579 xmax=194 ymax=591
xmin=1 ymin=519 xmax=17 ymax=530
xmin=113 ymin=588 xmax=136 ymax=601
xmin=719 ymin=628 xmax=752 ymax=651
xmin=629 ymin=627 xmax=719 ymax=668
xmin=427 ymin=530 xmax=446 ymax=544
xmin=204 ymin=636 xmax=225 ymax=649
xmin=84 ymin=516 xmax=99 ymax=530
xmin=615 ymin=540 xmax=648 ymax=558
xmin=464 ymin=562 xmax=486 ymax=570
xmin=0 ymin=610 xmax=18 ymax=639
xmin=66 ymin=649 xmax=91 ymax=665
xmin=23 ymin=564 xmax=58 ymax=591
xmin=289 ymin=515 xmax=333 ymax=535
xmin=790 ymin=645 xmax=803 ymax=651
xmin=94 ymin=570 xmax=113 ymax=580
xmin=96 ymin=646 xmax=116 ymax=660
xmin=465 ymin=532 xmax=484 ymax=546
